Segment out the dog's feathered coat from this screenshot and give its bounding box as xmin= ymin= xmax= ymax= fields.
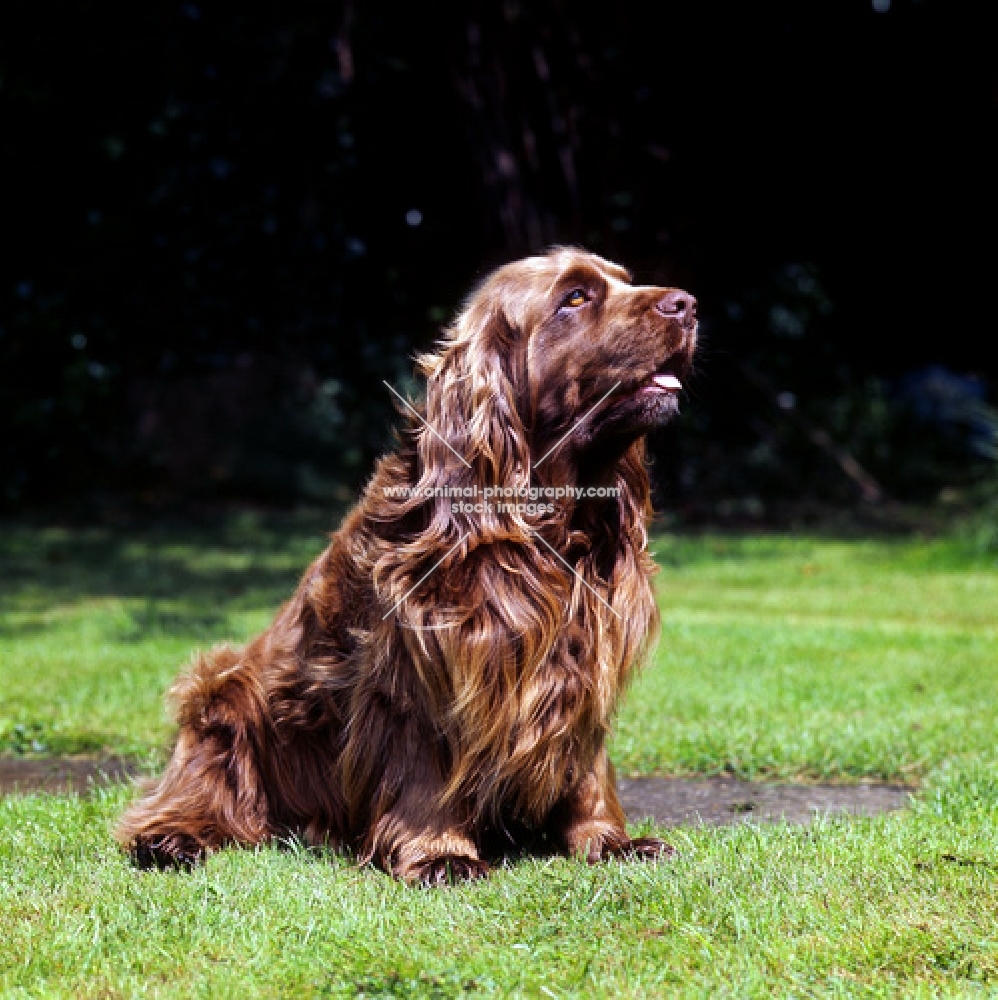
xmin=117 ymin=248 xmax=697 ymax=883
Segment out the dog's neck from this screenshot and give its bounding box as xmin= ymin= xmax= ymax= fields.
xmin=533 ymin=433 xmax=643 ymax=492
xmin=531 ymin=436 xmax=645 ymax=554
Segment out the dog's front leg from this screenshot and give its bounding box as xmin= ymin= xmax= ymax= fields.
xmin=547 ymin=747 xmax=674 ymax=863
xmin=347 ymin=701 xmax=488 ymax=885
xmin=369 ymin=788 xmax=489 ymax=886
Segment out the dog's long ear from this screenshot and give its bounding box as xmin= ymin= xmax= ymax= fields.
xmin=412 ymin=294 xmax=533 ymax=548
xmin=374 ymin=294 xmax=566 ymax=771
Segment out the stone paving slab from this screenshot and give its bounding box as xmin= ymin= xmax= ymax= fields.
xmin=0 ymin=756 xmax=138 ymax=795
xmin=618 ymin=775 xmax=913 ymax=827
xmin=0 ymin=757 xmax=913 ymax=826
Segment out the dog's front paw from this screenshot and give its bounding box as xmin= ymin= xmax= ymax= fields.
xmin=615 ymin=836 xmax=677 ymax=862
xmin=131 ymin=833 xmax=205 ymax=870
xmin=406 ymin=854 xmax=491 ymax=887
xmin=566 ymin=826 xmax=676 ymax=864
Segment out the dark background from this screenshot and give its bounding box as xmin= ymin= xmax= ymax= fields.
xmin=2 ymin=0 xmax=996 ymax=520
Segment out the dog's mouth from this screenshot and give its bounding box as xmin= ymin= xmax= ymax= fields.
xmin=642 ymin=371 xmax=683 ymax=395
xmin=640 ymin=356 xmax=687 ymax=397
xmin=577 ymin=350 xmax=691 ymax=450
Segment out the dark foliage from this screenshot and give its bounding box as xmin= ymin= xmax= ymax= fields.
xmin=2 ymin=0 xmax=996 ymax=515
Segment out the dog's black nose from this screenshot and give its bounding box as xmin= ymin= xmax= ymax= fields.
xmin=655 ymin=290 xmax=696 ymax=323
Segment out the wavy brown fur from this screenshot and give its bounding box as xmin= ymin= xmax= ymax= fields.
xmin=117 ymin=248 xmax=697 ymax=883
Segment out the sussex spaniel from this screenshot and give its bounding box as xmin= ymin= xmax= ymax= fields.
xmin=117 ymin=247 xmax=698 ymax=884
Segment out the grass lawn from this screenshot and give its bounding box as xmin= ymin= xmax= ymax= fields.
xmin=1 ymin=513 xmax=997 ymax=997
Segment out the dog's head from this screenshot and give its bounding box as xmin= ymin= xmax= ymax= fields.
xmin=417 ymin=247 xmax=697 ymax=487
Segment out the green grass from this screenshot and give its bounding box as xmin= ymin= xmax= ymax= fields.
xmin=618 ymin=534 xmax=998 ymax=782
xmin=1 ymin=514 xmax=997 ymax=997
xmin=0 ymin=513 xmax=333 ymax=756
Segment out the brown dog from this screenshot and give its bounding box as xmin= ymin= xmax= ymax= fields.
xmin=117 ymin=248 xmax=697 ymax=884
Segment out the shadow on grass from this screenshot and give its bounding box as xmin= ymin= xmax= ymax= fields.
xmin=650 ymin=526 xmax=998 ymax=572
xmin=3 ymin=508 xmax=994 ymax=643
xmin=0 ymin=509 xmax=342 ymax=640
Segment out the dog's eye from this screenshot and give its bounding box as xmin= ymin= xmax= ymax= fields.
xmin=562 ymin=289 xmax=589 ymax=309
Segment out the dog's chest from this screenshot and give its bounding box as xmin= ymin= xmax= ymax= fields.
xmin=471 ymin=633 xmax=610 ymax=818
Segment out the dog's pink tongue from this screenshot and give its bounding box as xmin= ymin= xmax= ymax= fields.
xmin=652 ymin=374 xmax=682 ymax=391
